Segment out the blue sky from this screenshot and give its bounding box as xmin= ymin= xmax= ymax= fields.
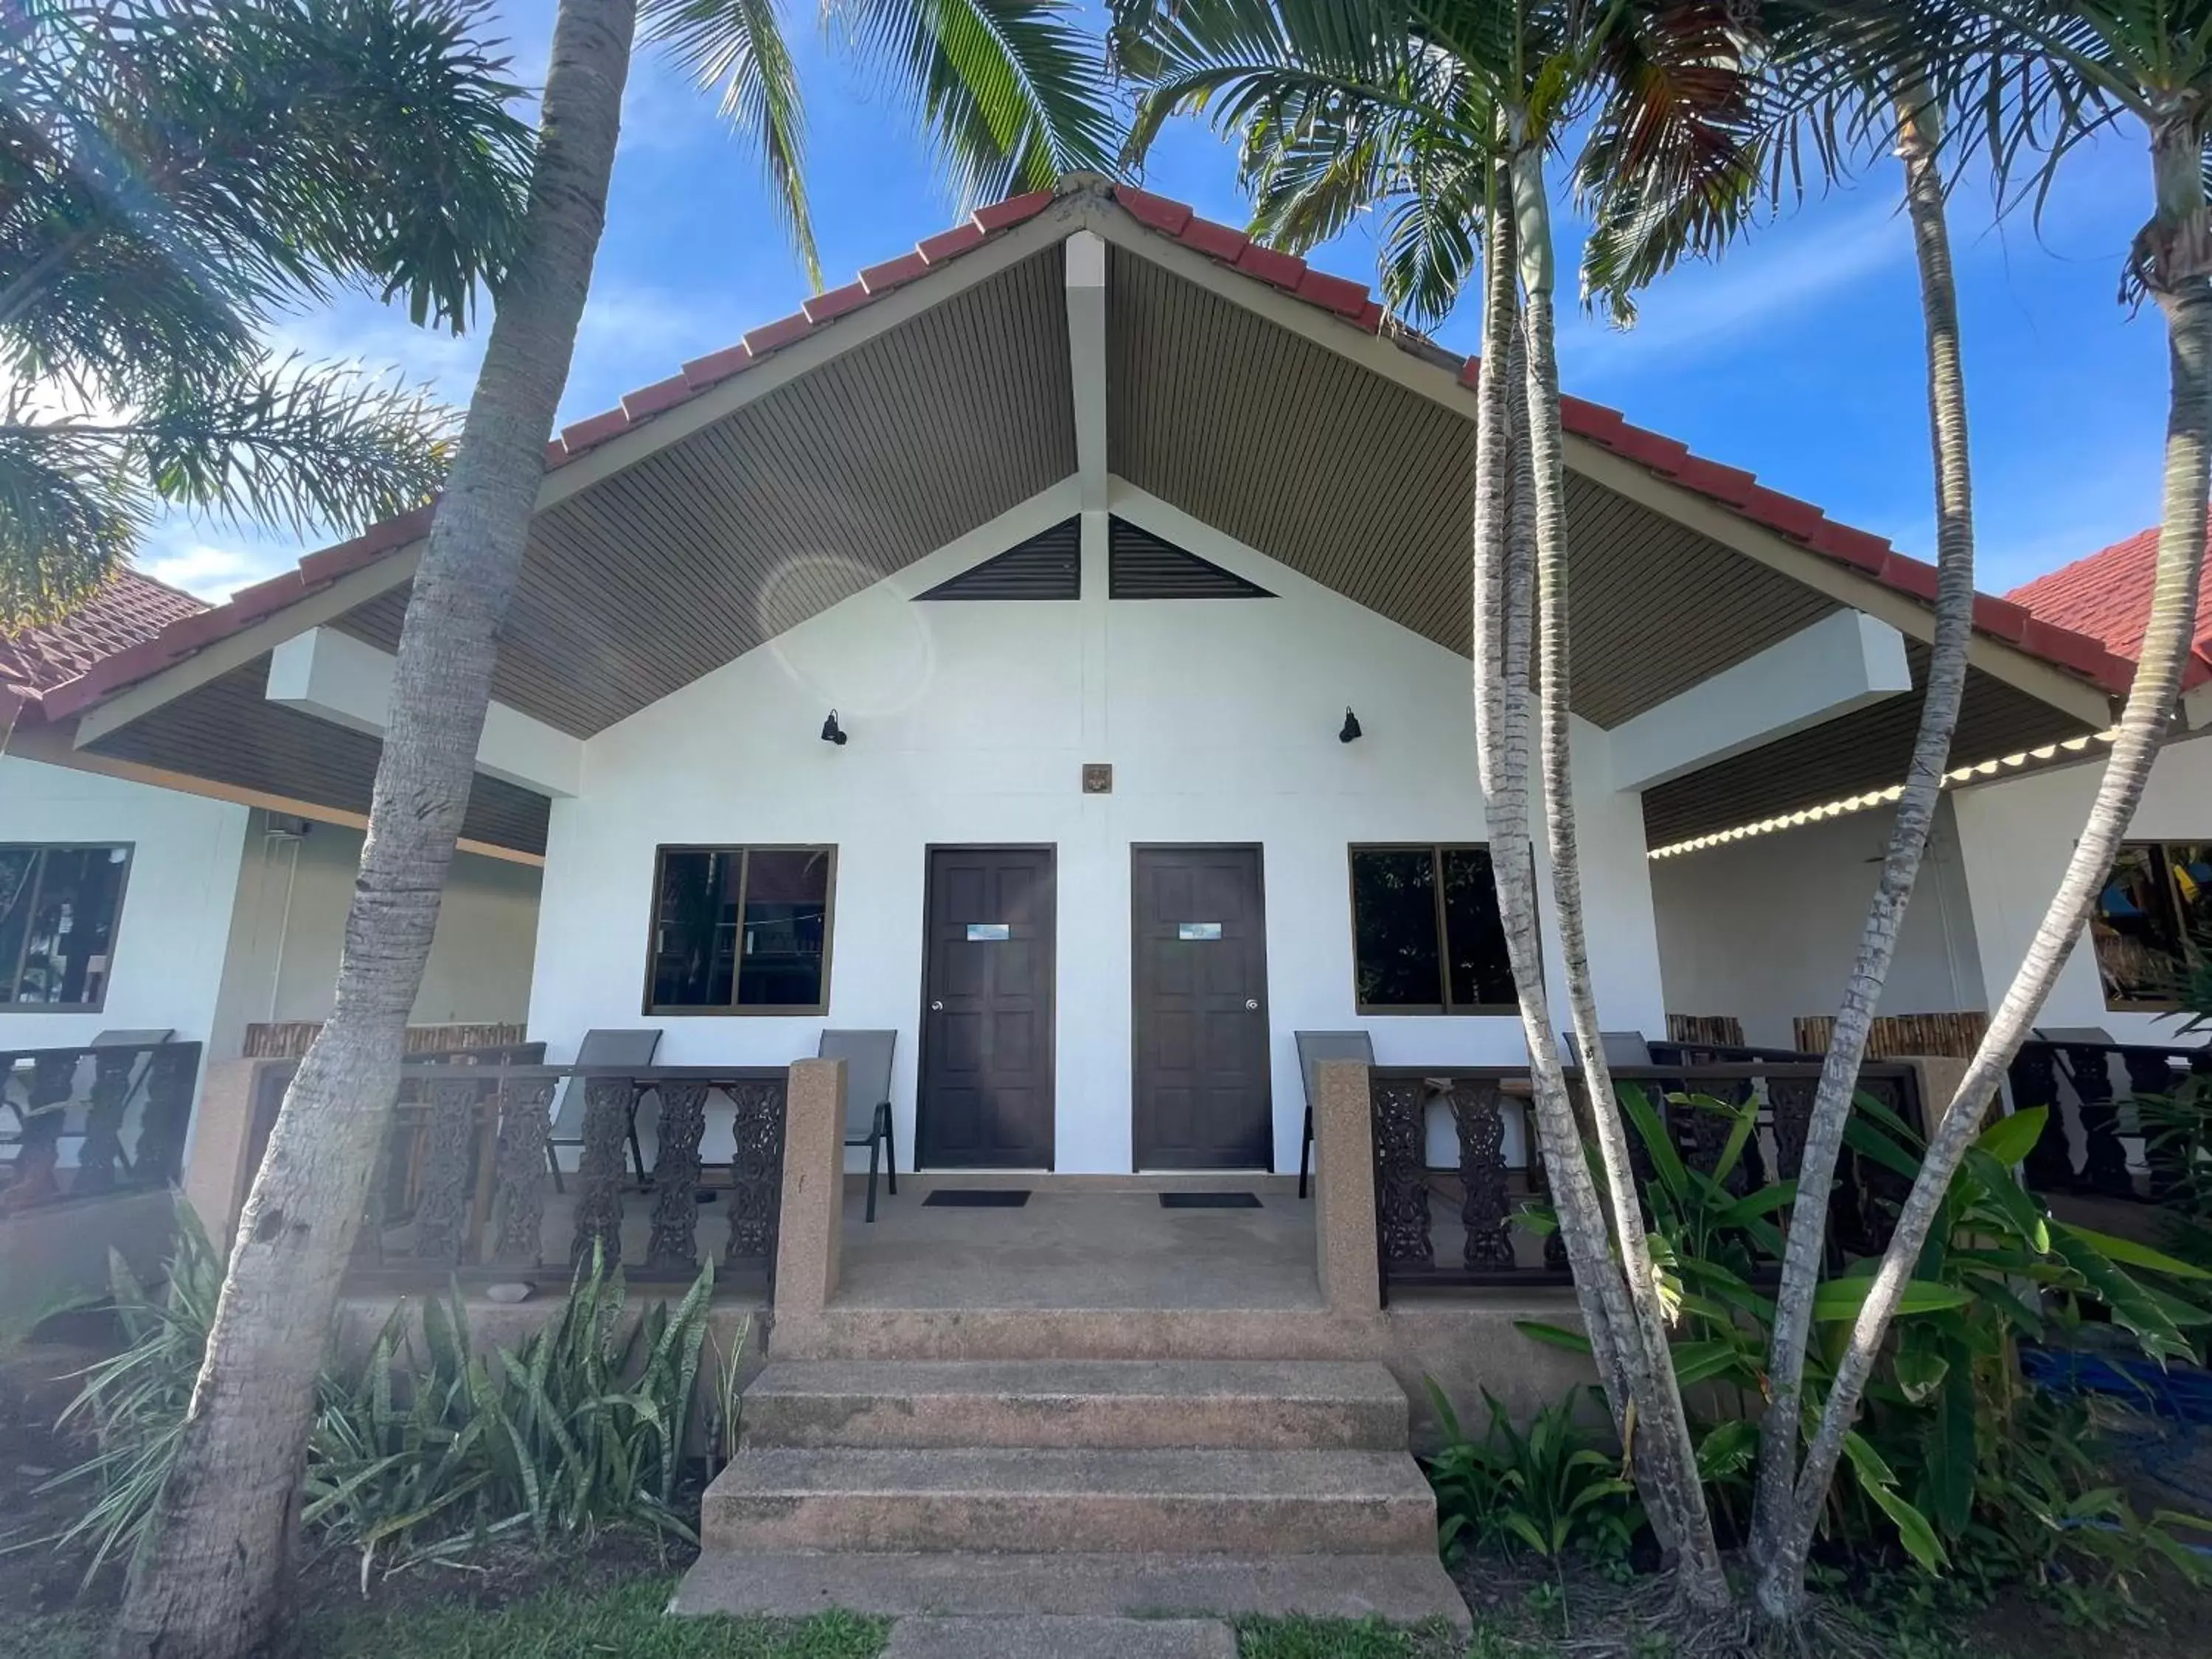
xmin=144 ymin=9 xmax=2171 ymax=606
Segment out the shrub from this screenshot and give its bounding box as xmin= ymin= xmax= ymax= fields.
xmin=40 ymin=1199 xmax=225 ymax=1582
xmin=1516 ymin=1088 xmax=2212 ymax=1593
xmin=1422 ymin=1382 xmax=1641 ymax=1567
xmin=42 ymin=1209 xmax=723 ymax=1588
xmin=305 ymin=1247 xmax=716 ymax=1581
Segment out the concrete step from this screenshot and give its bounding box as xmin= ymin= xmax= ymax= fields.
xmin=700 ymin=1446 xmax=1438 ymax=1556
xmin=767 ymin=1305 xmax=1360 ymax=1363
xmin=882 ymin=1618 xmax=1236 ymax=1659
xmin=740 ymin=1360 xmax=1409 ymax=1451
xmin=670 ymin=1548 xmax=1472 ymax=1632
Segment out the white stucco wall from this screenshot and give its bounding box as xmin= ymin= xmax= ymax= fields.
xmin=209 ymin=810 xmax=543 ymax=1058
xmin=526 ymin=488 xmax=1671 ymax=1175
xmin=1649 ymin=793 xmax=1986 ymax=1050
xmin=0 ymin=754 xmax=248 ymax=1056
xmin=1950 ymin=731 xmax=2212 ymax=1043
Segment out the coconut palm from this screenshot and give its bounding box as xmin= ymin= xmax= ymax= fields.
xmin=113 ymin=1 xmax=1119 ymax=1652
xmin=1752 ymin=0 xmax=2212 ymax=1622
xmin=106 ymin=14 xmax=627 ymax=1649
xmin=0 ymin=0 xmax=532 ymax=627
xmin=1114 ymin=0 xmax=1778 ymax=1609
xmin=1576 ymin=1 xmax=2025 ymax=1590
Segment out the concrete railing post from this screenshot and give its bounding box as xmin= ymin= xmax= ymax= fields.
xmin=180 ymin=1057 xmax=263 ymax=1243
xmin=1312 ymin=1057 xmax=1383 ymax=1313
xmin=1902 ymin=1054 xmax=1972 ymax=1128
xmin=773 ymin=1057 xmax=846 ymax=1314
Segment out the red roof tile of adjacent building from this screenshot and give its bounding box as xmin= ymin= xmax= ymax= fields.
xmin=1 ymin=571 xmax=207 ymax=711
xmin=9 ymin=177 xmax=2146 ymax=729
xmin=2006 ymin=527 xmax=2212 ymax=688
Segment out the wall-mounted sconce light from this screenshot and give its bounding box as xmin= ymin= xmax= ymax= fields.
xmin=1338 ymin=706 xmax=1363 ymax=744
xmin=820 ymin=710 xmax=849 ymax=746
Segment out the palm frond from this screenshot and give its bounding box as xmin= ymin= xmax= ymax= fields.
xmin=834 ymin=0 xmax=1122 ymax=209
xmin=126 ymin=358 xmax=453 ymax=537
xmin=1115 ymin=0 xmax=1486 ymax=167
xmin=0 ymin=422 xmax=142 ymax=628
xmin=644 ymin=0 xmax=821 ymax=287
xmin=1577 ymin=2 xmax=1773 ymax=324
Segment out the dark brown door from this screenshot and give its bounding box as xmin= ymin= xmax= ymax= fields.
xmin=917 ymin=846 xmax=1056 ymax=1168
xmin=1132 ymin=844 xmax=1273 ymax=1169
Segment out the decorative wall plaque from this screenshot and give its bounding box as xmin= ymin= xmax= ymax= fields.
xmin=1082 ymin=762 xmax=1113 ymax=794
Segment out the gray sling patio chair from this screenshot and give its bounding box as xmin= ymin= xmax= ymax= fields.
xmin=1295 ymin=1030 xmax=1374 ymax=1200
xmin=547 ymin=1029 xmax=663 ymax=1193
xmin=1563 ymin=1029 xmax=1656 ymax=1069
xmin=821 ymin=1029 xmax=897 ymax=1222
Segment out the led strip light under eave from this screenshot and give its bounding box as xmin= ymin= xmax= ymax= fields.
xmin=1645 ymin=728 xmax=2121 ymax=860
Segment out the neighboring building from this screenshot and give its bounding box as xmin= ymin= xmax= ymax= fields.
xmin=1652 ymin=529 xmax=2212 ymax=1054
xmin=0 ymin=574 xmax=542 ymax=1225
xmin=3 ymin=176 xmax=2153 ymax=1181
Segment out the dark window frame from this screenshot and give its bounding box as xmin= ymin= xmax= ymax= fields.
xmin=641 ymin=844 xmax=837 ymax=1017
xmin=1346 ymin=842 xmax=1522 ymax=1016
xmin=2095 ymin=838 xmax=2210 ymax=1012
xmin=0 ymin=841 xmax=135 ymax=1014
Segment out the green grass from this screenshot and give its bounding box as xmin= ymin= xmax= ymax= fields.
xmin=0 ymin=1581 xmax=889 ymax=1659
xmin=302 ymin=1579 xmax=889 ymax=1658
xmin=1 ymin=1590 xmax=1565 ymax=1659
xmin=1234 ymin=1615 xmax=1480 ymax=1658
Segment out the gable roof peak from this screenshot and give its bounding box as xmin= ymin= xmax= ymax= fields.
xmin=17 ymin=172 xmax=2145 ymax=729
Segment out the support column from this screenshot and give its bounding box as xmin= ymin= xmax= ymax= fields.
xmin=1312 ymin=1058 xmax=1382 ymax=1313
xmin=773 ymin=1057 xmax=846 ymax=1315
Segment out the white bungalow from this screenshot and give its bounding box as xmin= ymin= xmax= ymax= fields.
xmin=10 ymin=174 xmax=2208 ymax=1622
xmin=2 ymin=175 xmax=2175 ymax=1191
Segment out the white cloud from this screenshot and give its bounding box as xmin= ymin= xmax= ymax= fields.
xmin=1557 ymin=199 xmax=1911 ymax=383
xmin=139 ymin=536 xmax=291 ymax=602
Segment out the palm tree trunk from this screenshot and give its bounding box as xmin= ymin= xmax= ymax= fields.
xmin=1755 ymin=267 xmax=2212 ymax=1630
xmin=108 ymin=5 xmax=638 ymax=1654
xmin=1748 ymin=80 xmax=1979 ymax=1590
xmin=1470 ymin=167 xmax=1632 ymax=1417
xmin=1510 ymin=142 xmax=1731 ymax=1611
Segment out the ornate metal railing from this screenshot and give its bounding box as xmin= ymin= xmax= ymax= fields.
xmin=0 ymin=1038 xmax=201 ymax=1213
xmin=1368 ymin=1060 xmax=1927 ymax=1302
xmin=2008 ymin=1037 xmax=2211 ymax=1201
xmin=243 ymin=1057 xmax=790 ymax=1286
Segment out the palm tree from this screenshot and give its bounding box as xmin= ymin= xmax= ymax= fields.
xmin=0 ymin=0 xmax=532 ymax=626
xmin=108 ymin=11 xmax=633 ymax=1648
xmin=1752 ymin=0 xmax=2212 ymax=1621
xmin=1114 ymin=0 xmax=1765 ymax=1609
xmin=649 ymin=0 xmax=1122 ymax=288
xmin=113 ymin=1 xmax=1119 ymax=1652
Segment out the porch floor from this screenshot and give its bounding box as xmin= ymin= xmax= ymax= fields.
xmin=835 ymin=1176 xmax=1321 ymax=1312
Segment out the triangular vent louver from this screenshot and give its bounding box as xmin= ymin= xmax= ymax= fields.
xmin=917 ymin=518 xmax=1080 ymax=599
xmin=1108 ymin=518 xmax=1273 ymax=599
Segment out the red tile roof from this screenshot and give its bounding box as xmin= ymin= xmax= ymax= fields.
xmin=2005 ymin=526 xmax=2212 ymax=689
xmin=1 ymin=571 xmax=206 ymax=720
xmin=13 ymin=176 xmax=2142 ymax=733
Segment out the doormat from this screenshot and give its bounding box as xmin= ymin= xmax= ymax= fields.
xmin=1159 ymin=1192 xmax=1262 ymax=1209
xmin=922 ymin=1189 xmax=1032 ymax=1208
